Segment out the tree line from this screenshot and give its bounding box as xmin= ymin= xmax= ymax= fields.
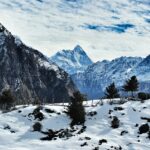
xmin=105 ymin=75 xmax=150 ymax=101
xmin=0 ymin=75 xmax=149 ymax=127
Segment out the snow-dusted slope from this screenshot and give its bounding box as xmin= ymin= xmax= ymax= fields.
xmin=50 ymin=45 xmax=93 ymax=74
xmin=131 ymin=55 xmax=150 ymax=81
xmin=72 ymin=56 xmax=143 ymax=99
xmin=0 ymin=99 xmax=150 ymax=150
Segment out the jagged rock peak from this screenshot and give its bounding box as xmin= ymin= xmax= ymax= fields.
xmin=0 ymin=23 xmax=11 ymax=36
xmin=50 ymin=45 xmax=93 ymax=74
xmin=73 ymin=45 xmax=85 ymax=53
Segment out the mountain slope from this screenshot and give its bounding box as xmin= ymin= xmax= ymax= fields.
xmin=0 ymin=99 xmax=149 ymax=150
xmin=72 ymin=56 xmax=143 ymax=99
xmin=50 ymin=45 xmax=93 ymax=74
xmin=0 ymin=23 xmax=76 ymax=103
xmin=131 ymin=55 xmax=150 ymax=81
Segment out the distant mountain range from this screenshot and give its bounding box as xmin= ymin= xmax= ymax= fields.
xmin=1 ymin=22 xmax=149 ymax=101
xmin=51 ymin=46 xmax=150 ymax=99
xmin=0 ymin=23 xmax=76 ymax=103
xmin=50 ymin=45 xmax=93 ymax=75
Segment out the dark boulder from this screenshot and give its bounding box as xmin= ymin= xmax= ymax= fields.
xmin=99 ymin=139 xmax=107 ymax=145
xmin=139 ymin=124 xmax=149 ymax=134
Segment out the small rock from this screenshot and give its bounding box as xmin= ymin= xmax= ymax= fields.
xmin=120 ymin=130 xmax=128 ymax=136
xmin=99 ymin=139 xmax=107 ymax=145
xmin=93 ymin=147 xmax=99 ymax=150
xmin=114 ymin=107 xmax=124 ymax=111
xmin=85 ymin=136 xmax=91 ymax=140
xmin=139 ymin=123 xmax=149 ymax=134
xmin=80 ymin=142 xmax=88 ymax=147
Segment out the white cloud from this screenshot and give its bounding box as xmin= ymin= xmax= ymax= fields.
xmin=0 ymin=0 xmax=150 ymax=62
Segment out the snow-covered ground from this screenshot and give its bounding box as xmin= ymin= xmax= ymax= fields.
xmin=0 ymin=99 xmax=149 ymax=150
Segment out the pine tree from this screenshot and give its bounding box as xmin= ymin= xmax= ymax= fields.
xmin=0 ymin=89 xmax=15 ymax=110
xmin=105 ymin=82 xmax=120 ymax=102
xmin=66 ymin=91 xmax=86 ymax=126
xmin=123 ymin=76 xmax=139 ymax=97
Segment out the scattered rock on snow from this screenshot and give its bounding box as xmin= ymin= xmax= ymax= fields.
xmin=93 ymin=146 xmax=99 ymax=150
xmin=138 ymin=123 xmax=149 ymax=134
xmin=114 ymin=107 xmax=124 ymax=111
xmin=85 ymin=136 xmax=91 ymax=140
xmin=141 ymin=117 xmax=150 ymax=122
xmin=111 ymin=116 xmax=120 ymax=129
xmin=45 ymin=108 xmax=56 ymax=114
xmin=80 ymin=142 xmax=88 ymax=147
xmin=77 ymin=126 xmax=86 ymax=134
xmin=87 ymin=111 xmax=97 ymax=117
xmin=120 ymin=130 xmax=128 ymax=136
xmin=33 ymin=122 xmax=43 ymax=132
xmin=99 ymin=139 xmax=107 ymax=145
xmin=28 ymin=107 xmax=44 ymax=121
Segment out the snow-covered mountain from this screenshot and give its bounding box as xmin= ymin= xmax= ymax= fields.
xmin=50 ymin=45 xmax=93 ymax=74
xmin=0 ymin=23 xmax=76 ymax=103
xmin=0 ymin=99 xmax=150 ymax=150
xmin=131 ymin=55 xmax=150 ymax=81
xmin=72 ymin=56 xmax=148 ymax=99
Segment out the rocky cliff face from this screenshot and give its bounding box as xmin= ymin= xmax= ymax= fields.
xmin=0 ymin=23 xmax=77 ymax=104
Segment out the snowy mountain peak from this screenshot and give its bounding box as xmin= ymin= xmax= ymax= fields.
xmin=0 ymin=23 xmax=11 ymax=37
xmin=72 ymin=56 xmax=145 ymax=99
xmin=50 ymin=45 xmax=93 ymax=74
xmin=139 ymin=55 xmax=150 ymax=66
xmin=73 ymin=45 xmax=85 ymax=54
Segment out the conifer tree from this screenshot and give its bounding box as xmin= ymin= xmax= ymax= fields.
xmin=66 ymin=91 xmax=86 ymax=126
xmin=123 ymin=76 xmax=139 ymax=97
xmin=0 ymin=89 xmax=15 ymax=110
xmin=105 ymin=82 xmax=120 ymax=101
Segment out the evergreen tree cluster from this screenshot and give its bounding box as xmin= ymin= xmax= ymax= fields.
xmin=105 ymin=75 xmax=139 ymax=100
xmin=0 ymin=89 xmax=15 ymax=110
xmin=105 ymin=82 xmax=120 ymax=100
xmin=66 ymin=91 xmax=86 ymax=126
xmin=123 ymin=76 xmax=139 ymax=97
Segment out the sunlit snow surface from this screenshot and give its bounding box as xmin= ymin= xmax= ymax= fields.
xmin=0 ymin=0 xmax=150 ymax=61
xmin=0 ymin=99 xmax=150 ymax=150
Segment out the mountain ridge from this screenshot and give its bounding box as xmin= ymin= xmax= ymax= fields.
xmin=72 ymin=55 xmax=150 ymax=99
xmin=0 ymin=23 xmax=77 ymax=103
xmin=50 ymin=45 xmax=93 ymax=75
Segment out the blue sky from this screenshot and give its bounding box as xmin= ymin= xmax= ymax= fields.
xmin=0 ymin=0 xmax=150 ymax=61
